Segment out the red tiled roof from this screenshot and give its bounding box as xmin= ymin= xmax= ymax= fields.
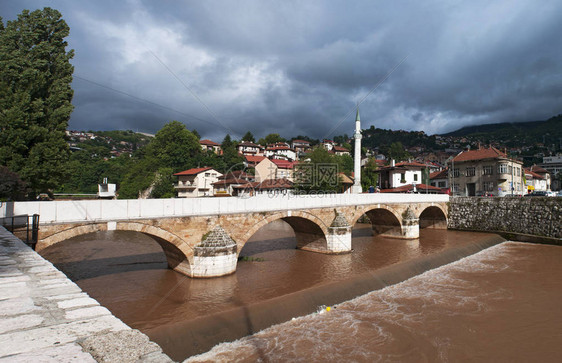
xmin=174 ymin=167 xmax=213 ymax=176
xmin=452 ymin=146 xmax=506 ymax=162
xmin=430 ymin=169 xmax=448 ymax=179
xmin=238 ymin=141 xmax=262 ymax=148
xmin=292 ymin=139 xmax=311 ymax=144
xmin=530 ymin=165 xmax=549 ymax=174
xmin=524 ymin=169 xmax=544 ymax=180
xmin=333 ymin=146 xmax=350 ymax=152
xmin=395 ymin=161 xmax=427 ymax=168
xmin=199 ymin=139 xmax=220 ymax=146
xmin=245 ymin=155 xmax=266 ymax=163
xmin=380 ymin=183 xmax=444 ymax=193
xmin=271 ymin=159 xmax=296 ymax=169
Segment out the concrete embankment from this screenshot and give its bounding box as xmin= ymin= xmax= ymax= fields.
xmin=0 ymin=226 xmax=172 ymax=362
xmin=146 ymin=233 xmax=506 ymax=361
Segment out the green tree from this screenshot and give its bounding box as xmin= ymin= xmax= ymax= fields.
xmin=295 ymin=147 xmax=342 ymax=193
xmin=150 ymin=167 xmax=175 ymax=198
xmin=361 ymin=158 xmax=379 ymax=191
xmin=258 ymin=133 xmax=285 ymax=146
xmin=0 ymin=8 xmax=74 ymax=196
xmin=242 ymin=131 xmax=255 ymax=143
xmin=221 ymin=134 xmax=244 ymax=171
xmin=385 ymin=142 xmax=411 ymax=162
xmin=145 ymin=121 xmax=200 ymax=171
xmin=0 ymin=166 xmax=28 ymax=201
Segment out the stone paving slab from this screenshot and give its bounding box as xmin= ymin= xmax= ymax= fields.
xmin=0 ymin=226 xmax=173 ymax=362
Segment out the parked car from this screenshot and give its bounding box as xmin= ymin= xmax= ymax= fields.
xmin=524 ymin=191 xmax=548 ymax=197
xmin=546 ymin=191 xmax=556 ymax=197
xmin=558 ymin=190 xmax=562 ymax=197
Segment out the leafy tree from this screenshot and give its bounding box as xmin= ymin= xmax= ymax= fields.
xmin=361 ymin=158 xmax=379 ymax=191
xmin=0 ymin=8 xmax=74 ymax=195
xmin=294 ymin=147 xmax=342 ymax=193
xmin=221 ymin=134 xmax=244 ymax=171
xmin=150 ymin=167 xmax=175 ymax=198
xmin=0 ymin=166 xmax=28 ymax=201
xmin=242 ymin=131 xmax=255 ymax=143
xmin=144 ymin=121 xmax=200 ymax=171
xmin=191 ymin=129 xmax=201 ymax=140
xmin=384 ymin=142 xmax=412 ymax=162
xmin=258 ymin=133 xmax=285 ymax=146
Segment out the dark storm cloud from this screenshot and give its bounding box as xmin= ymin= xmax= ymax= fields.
xmin=2 ymin=0 xmax=561 ymax=140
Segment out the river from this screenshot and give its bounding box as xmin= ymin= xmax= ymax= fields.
xmin=39 ymin=222 xmax=562 ymax=361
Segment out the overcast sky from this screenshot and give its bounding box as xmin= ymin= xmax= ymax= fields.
xmin=2 ymin=0 xmax=562 ymax=141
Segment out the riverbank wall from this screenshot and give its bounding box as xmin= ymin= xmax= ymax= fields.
xmin=0 ymin=226 xmax=172 ymax=362
xmin=449 ymin=197 xmax=562 ymax=242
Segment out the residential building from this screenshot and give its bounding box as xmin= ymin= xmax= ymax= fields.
xmin=233 ymin=178 xmax=293 ymax=197
xmin=448 ymin=146 xmax=524 ymax=196
xmin=265 ymin=144 xmax=297 ymax=161
xmin=524 ymin=169 xmax=547 ymax=194
xmin=540 ymin=155 xmax=561 ymax=190
xmin=375 ymin=160 xmax=426 ymax=189
xmin=254 ymin=158 xmax=296 ymax=182
xmin=199 ymin=140 xmax=222 ymax=155
xmin=333 ymin=145 xmax=351 ymax=156
xmin=213 ymin=171 xmax=255 ymax=197
xmin=429 ymin=169 xmax=449 ymax=192
xmin=244 ymin=155 xmax=266 ymax=168
xmin=237 ymin=141 xmax=264 ymax=156
xmin=291 ymin=139 xmax=312 ymax=154
xmin=528 ymin=165 xmax=551 ymax=191
xmin=322 ymin=139 xmax=334 ymax=151
xmin=174 ymin=167 xmax=222 ymax=197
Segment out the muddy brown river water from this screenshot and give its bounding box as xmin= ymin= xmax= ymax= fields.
xmin=40 ymin=222 xmax=562 ymax=361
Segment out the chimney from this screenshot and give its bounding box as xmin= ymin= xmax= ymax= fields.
xmin=391 ymin=159 xmax=395 ymax=167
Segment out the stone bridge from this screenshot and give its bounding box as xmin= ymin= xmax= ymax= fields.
xmin=1 ymin=194 xmax=448 ymax=278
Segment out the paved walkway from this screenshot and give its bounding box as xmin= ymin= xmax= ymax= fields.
xmin=0 ymin=226 xmax=172 ymax=362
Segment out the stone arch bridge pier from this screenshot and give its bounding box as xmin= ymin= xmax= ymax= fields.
xmin=1 ymin=194 xmax=448 ymax=278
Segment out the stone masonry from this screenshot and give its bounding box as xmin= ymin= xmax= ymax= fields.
xmin=449 ymin=197 xmax=562 ymax=239
xmin=0 ymin=226 xmax=172 ymax=362
xmin=34 ymin=202 xmax=448 ymax=278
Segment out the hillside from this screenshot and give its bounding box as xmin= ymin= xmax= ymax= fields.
xmin=441 ymin=115 xmax=562 ymax=146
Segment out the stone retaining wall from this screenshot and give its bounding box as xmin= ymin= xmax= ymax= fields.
xmin=449 ymin=197 xmax=562 ymax=239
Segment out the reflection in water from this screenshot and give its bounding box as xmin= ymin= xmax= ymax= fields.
xmin=40 ymin=221 xmax=505 ymax=360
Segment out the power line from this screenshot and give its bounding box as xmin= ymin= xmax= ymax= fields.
xmin=73 ymin=75 xmax=229 ymax=131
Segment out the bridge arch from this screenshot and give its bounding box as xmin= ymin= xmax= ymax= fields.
xmin=352 ymin=206 xmax=403 ymax=238
xmin=419 ymin=205 xmax=448 ymax=229
xmin=37 ymin=222 xmax=194 ymax=276
xmin=239 ymin=211 xmax=330 ymax=253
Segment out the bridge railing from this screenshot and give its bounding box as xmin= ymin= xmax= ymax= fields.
xmin=0 ymin=193 xmax=448 ymax=225
xmin=0 ymin=214 xmax=39 ymax=249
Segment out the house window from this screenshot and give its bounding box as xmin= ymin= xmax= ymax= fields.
xmin=498 ymin=164 xmax=508 ymax=174
xmin=483 ymin=166 xmax=493 ymax=175
xmin=205 ymin=173 xmax=210 ymax=177
xmin=452 ymin=183 xmax=460 ymax=192
xmin=466 ymin=167 xmax=475 ymax=176
xmin=414 ymin=174 xmax=418 ymax=181
xmin=483 ymin=181 xmax=494 ymax=191
xmin=400 ymin=172 xmax=406 ymax=183
xmin=438 ymin=181 xmax=446 ymax=188
xmin=453 ymin=168 xmax=460 ymax=177
xmin=508 ymin=165 xmax=512 ymax=174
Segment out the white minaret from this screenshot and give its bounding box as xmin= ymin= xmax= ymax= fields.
xmin=352 ymin=107 xmax=362 ymax=194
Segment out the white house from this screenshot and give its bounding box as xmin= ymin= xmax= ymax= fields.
xmin=265 ymin=144 xmax=297 ymax=161
xmin=174 ymin=167 xmax=222 ymax=197
xmin=376 ymin=161 xmax=425 ymax=189
xmin=237 ymin=141 xmax=264 ymax=156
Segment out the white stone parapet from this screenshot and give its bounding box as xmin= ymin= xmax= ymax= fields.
xmin=0 ymin=194 xmax=449 ymax=225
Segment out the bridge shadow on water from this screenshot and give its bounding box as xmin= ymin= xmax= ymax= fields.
xmin=47 ymin=253 xmax=168 ymax=281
